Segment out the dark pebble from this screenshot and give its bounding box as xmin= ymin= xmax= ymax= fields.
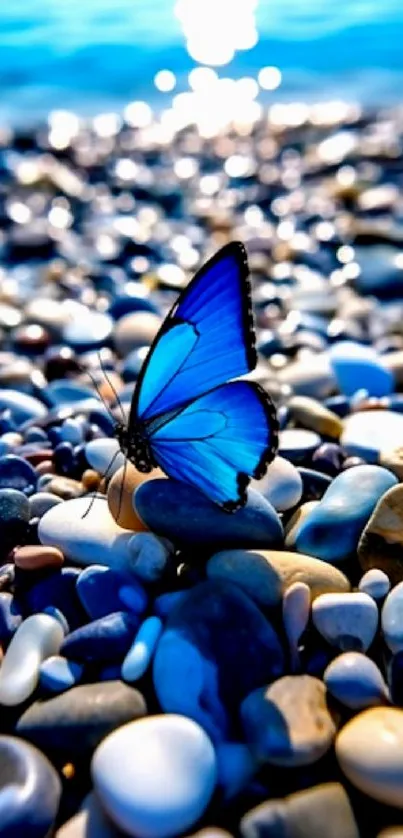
xmin=18 ymin=567 xmax=84 ymax=630
xmin=0 ymin=489 xmax=31 ymax=558
xmin=0 ymin=734 xmax=61 ymax=838
xmin=0 ymin=454 xmax=38 ymax=494
xmin=61 ymin=611 xmax=140 ymax=662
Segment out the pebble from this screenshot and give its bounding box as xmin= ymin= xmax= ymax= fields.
xmin=312 ymin=592 xmax=379 ymax=651
xmin=282 ymin=582 xmax=311 ymax=672
xmin=39 ymin=655 xmax=84 ymax=693
xmin=207 ymin=549 xmax=350 ymax=608
xmin=61 ymin=611 xmax=140 ymax=663
xmin=13 ymin=544 xmax=64 ymax=571
xmin=287 ymin=395 xmax=343 ymax=438
xmin=76 ymin=564 xmax=147 ymax=620
xmin=329 ymin=341 xmax=394 ymax=397
xmin=127 ymin=532 xmax=172 ymax=582
xmin=134 ymin=479 xmax=283 ymax=550
xmin=153 ymin=580 xmax=284 ymax=741
xmin=251 ymin=456 xmax=303 ymax=512
xmin=278 ymin=428 xmax=321 ymax=464
xmin=107 ymin=461 xmax=164 ymax=529
xmin=324 ymin=652 xmax=389 ymax=709
xmin=358 ymin=484 xmax=403 ymax=584
xmin=0 ymin=454 xmax=37 ymax=494
xmin=21 ymin=566 xmax=83 ymax=630
xmin=342 ymin=410 xmax=403 ymax=462
xmin=0 ymin=592 xmax=22 ymax=642
xmin=284 ymin=500 xmax=319 ymax=546
xmin=379 ymin=446 xmax=403 ymax=480
xmin=240 ymin=782 xmax=360 ymax=838
xmin=0 ymin=612 xmax=64 ymax=706
xmin=29 ymin=491 xmax=62 ymax=517
xmin=92 ymin=715 xmax=217 ymax=838
xmin=85 ymin=438 xmax=125 ymax=478
xmin=336 ymin=707 xmax=403 ymax=807
xmin=0 ymin=735 xmax=61 ymax=837
xmin=241 ymin=675 xmax=337 ymax=766
xmin=0 ymin=389 xmax=47 ymax=424
xmin=292 ymin=465 xmax=397 ymax=562
xmin=0 ymin=488 xmax=31 ymax=558
xmin=38 ymin=496 xmax=134 ymax=570
xmin=55 ymin=792 xmax=123 ymax=838
xmin=17 ymin=680 xmax=147 ymax=756
xmin=381 ymin=582 xmax=403 ymax=653
xmin=358 ymin=568 xmax=391 ymax=600
xmin=113 ymin=311 xmax=162 ymax=355
xmin=122 ymin=616 xmax=163 ymax=682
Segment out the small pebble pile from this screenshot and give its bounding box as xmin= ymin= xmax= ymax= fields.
xmin=2 ymin=102 xmax=403 ymax=837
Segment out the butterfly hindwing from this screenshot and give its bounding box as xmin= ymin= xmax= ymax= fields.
xmin=147 ymin=381 xmax=279 ymax=510
xmin=133 ymin=242 xmax=255 ymax=422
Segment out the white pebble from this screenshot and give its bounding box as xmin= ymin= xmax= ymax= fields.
xmin=0 ymin=614 xmax=64 ymax=706
xmin=85 ymin=438 xmax=125 ymax=478
xmin=122 ymin=617 xmax=163 ymax=682
xmin=359 ymin=568 xmax=390 ymax=601
xmin=92 ymin=715 xmax=217 ymax=838
xmin=312 ymin=592 xmax=378 ymax=651
xmin=282 ymin=582 xmax=311 ymax=672
xmin=251 ymin=456 xmax=303 ymax=512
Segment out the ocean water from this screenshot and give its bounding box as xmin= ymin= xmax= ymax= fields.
xmin=1 ymin=0 xmax=403 ymax=123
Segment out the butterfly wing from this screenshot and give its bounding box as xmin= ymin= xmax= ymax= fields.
xmin=147 ymin=381 xmax=279 ymax=510
xmin=132 ymin=242 xmax=255 ymax=423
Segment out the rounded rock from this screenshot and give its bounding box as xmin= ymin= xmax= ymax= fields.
xmin=76 ymin=564 xmax=147 ymax=620
xmin=0 ymin=735 xmax=61 ymax=838
xmin=358 ymin=484 xmax=403 ymax=584
xmin=358 ymin=568 xmax=390 ymax=600
xmin=39 ymin=655 xmax=84 ymax=693
xmin=92 ymin=715 xmax=217 ymax=838
xmin=107 ymin=461 xmax=164 ymax=530
xmin=336 ymin=707 xmax=403 ymax=807
xmin=382 ymin=582 xmax=403 ymax=654
xmin=342 ymin=410 xmax=403 ymax=462
xmin=13 ymin=544 xmax=64 ymax=571
xmin=324 ymin=652 xmax=389 ymax=710
xmin=85 ymin=438 xmax=125 ymax=479
xmin=122 ymin=616 xmax=163 ymax=682
xmin=127 ymin=532 xmax=172 ymax=583
xmin=312 ymin=592 xmax=378 ymax=651
xmin=0 ymin=613 xmax=64 ymax=706
xmin=113 ymin=311 xmax=162 ymax=356
xmin=207 ymin=549 xmax=350 ymax=608
xmin=282 ymin=582 xmax=311 ymax=671
xmin=329 ymin=341 xmax=394 ymax=398
xmin=61 ymin=611 xmax=140 ymax=663
xmin=278 ymin=429 xmax=321 ymax=464
xmin=287 ymin=395 xmax=343 ymax=439
xmin=241 ymin=675 xmax=337 ymax=766
xmin=251 ymin=456 xmax=303 ymax=512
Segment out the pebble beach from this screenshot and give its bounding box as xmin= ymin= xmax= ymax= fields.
xmin=2 ymin=99 xmax=403 ymax=837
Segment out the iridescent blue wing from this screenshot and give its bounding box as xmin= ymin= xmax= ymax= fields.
xmin=147 ymin=381 xmax=278 ymax=510
xmin=132 ymin=242 xmax=255 ymax=422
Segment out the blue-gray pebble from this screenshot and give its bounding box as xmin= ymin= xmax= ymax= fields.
xmin=293 ymin=465 xmax=397 ymax=562
xmin=0 ymin=735 xmax=61 ymax=837
xmin=76 ymin=565 xmax=147 ymax=620
xmin=61 ymin=611 xmax=140 ymax=663
xmin=134 ymin=479 xmax=283 ymax=550
xmin=382 ymin=582 xmax=403 ymax=654
xmin=0 ymin=455 xmax=37 ymax=494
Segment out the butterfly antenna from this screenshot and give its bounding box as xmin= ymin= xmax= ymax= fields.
xmin=97 ymin=351 xmax=126 ymax=424
xmin=76 ymin=361 xmax=117 ymax=427
xmin=81 ymin=448 xmax=123 ymax=519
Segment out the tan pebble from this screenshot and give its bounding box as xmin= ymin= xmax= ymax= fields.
xmin=36 ymin=460 xmax=55 ymax=476
xmin=241 ymin=675 xmax=337 ymax=766
xmin=383 ymin=351 xmax=403 ymax=386
xmin=336 ymin=707 xmax=403 ymax=807
xmin=81 ymin=469 xmax=101 ymax=491
xmin=288 ymin=396 xmax=343 ymax=439
xmin=207 ymin=549 xmax=350 ymax=608
xmin=377 ymin=829 xmax=403 ymax=838
xmin=379 ymin=447 xmax=403 ymax=480
xmin=107 ymin=462 xmax=165 ymax=530
xmin=358 ymin=484 xmax=403 ymax=584
xmin=13 ymin=545 xmax=64 ymax=571
xmin=46 ymin=476 xmax=84 ymax=500
xmin=98 ymin=371 xmax=124 ymax=404
xmin=114 ymin=312 xmax=162 ymax=356
xmin=285 ymin=501 xmax=319 ymax=546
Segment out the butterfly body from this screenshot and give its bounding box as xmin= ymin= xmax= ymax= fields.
xmin=115 ymin=242 xmax=279 ymax=511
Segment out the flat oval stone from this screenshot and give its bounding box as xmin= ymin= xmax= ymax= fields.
xmin=324 ymin=652 xmax=389 ymax=710
xmin=92 ymin=715 xmax=217 ymax=838
xmin=13 ymin=544 xmax=64 ymax=571
xmin=0 ymin=735 xmax=61 ymax=837
xmin=39 ymin=496 xmax=134 ymax=570
xmin=0 ymin=454 xmax=37 ymax=494
xmin=283 ymin=582 xmax=311 ymax=671
xmin=76 ymin=565 xmax=147 ymax=620
xmin=40 ymin=655 xmax=84 ymax=693
xmin=63 ymin=309 xmax=113 ymax=350
xmin=0 ymin=613 xmax=64 ymax=706
xmin=207 ymin=549 xmax=350 ymax=608
xmin=382 ymin=582 xmax=403 ymax=653
xmin=312 ymin=592 xmax=378 ymax=651
xmin=241 ymin=675 xmax=337 ymax=766
xmin=0 ymin=389 xmax=47 ymax=424
xmin=153 ymin=580 xmax=284 ymax=742
xmin=358 ymin=568 xmax=390 ymax=600
xmin=107 ymin=462 xmax=165 ymax=529
xmin=278 ymin=429 xmax=321 ymax=464
xmin=329 ymin=341 xmax=394 ymax=397
xmin=287 ymin=395 xmax=343 ymax=439
xmin=251 ymin=456 xmax=303 ymax=512
xmin=113 ymin=311 xmax=162 ymax=355
xmin=127 ymin=532 xmax=172 ymax=583
xmin=122 ymin=616 xmax=163 ymax=682
xmin=336 ymin=707 xmax=403 ymax=807
xmin=293 ymin=465 xmax=397 ymax=562
xmin=358 ymin=485 xmax=403 ymax=584
xmin=61 ymin=611 xmax=140 ymax=663
xmin=342 ymin=410 xmax=403 ymax=462
xmin=240 ymin=782 xmax=360 ymax=838
xmin=17 ymin=680 xmax=147 ymax=756
xmin=134 ymin=479 xmax=283 ymax=550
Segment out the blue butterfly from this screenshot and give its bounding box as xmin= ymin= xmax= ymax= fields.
xmin=115 ymin=242 xmax=279 ymax=511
